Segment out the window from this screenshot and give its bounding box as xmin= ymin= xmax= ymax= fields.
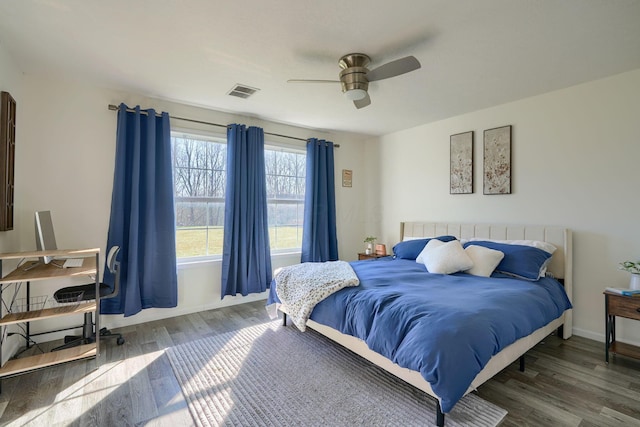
xmin=265 ymin=146 xmax=306 ymax=253
xmin=171 ymin=131 xmax=305 ymax=259
xmin=172 ymin=132 xmax=227 ymax=258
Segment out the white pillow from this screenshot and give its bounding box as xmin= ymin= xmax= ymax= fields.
xmin=464 ymin=245 xmax=504 ymax=277
xmin=416 ymin=239 xmax=443 ymax=264
xmin=467 ymin=238 xmax=556 ymax=254
xmin=420 ymin=240 xmax=474 ymax=275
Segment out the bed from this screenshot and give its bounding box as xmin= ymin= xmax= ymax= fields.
xmin=268 ymin=222 xmax=573 ymax=426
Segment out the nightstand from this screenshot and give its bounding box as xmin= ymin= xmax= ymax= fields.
xmin=604 ymin=290 xmax=640 ymax=363
xmin=358 ymin=253 xmax=387 ymax=260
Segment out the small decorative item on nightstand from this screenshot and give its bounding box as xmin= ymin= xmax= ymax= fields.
xmin=363 ymin=236 xmax=376 ymax=255
xmin=619 ymin=260 xmax=640 ymax=290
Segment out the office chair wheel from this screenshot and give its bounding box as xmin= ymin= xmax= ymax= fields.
xmin=117 ymin=337 xmax=125 ymax=345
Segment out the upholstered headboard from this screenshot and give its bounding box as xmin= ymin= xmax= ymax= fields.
xmin=400 ymin=221 xmax=573 ymax=337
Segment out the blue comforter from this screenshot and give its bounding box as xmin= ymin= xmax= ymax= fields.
xmin=268 ymin=258 xmax=572 ymax=413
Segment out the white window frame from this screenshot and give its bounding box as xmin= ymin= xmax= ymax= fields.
xmin=172 ymin=128 xmax=306 ymax=262
xmin=172 ymin=128 xmax=227 ymax=262
xmin=264 ymin=143 xmax=306 ymax=255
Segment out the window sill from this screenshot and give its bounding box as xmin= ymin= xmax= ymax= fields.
xmin=177 ymin=257 xmax=219 ymax=270
xmin=177 ymin=251 xmax=301 ymax=270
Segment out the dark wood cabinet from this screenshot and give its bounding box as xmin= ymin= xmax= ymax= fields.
xmin=0 ymin=91 xmax=15 ymax=231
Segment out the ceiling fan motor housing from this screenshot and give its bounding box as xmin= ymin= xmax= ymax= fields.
xmin=339 ymin=53 xmax=370 ymax=95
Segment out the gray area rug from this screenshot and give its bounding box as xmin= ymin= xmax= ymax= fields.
xmin=166 ymin=321 xmax=507 ymax=427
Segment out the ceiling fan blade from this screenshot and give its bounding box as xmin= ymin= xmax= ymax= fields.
xmin=287 ymin=79 xmax=340 ymax=83
xmin=353 ymin=93 xmax=371 ymax=109
xmin=366 ymin=56 xmax=421 ymax=82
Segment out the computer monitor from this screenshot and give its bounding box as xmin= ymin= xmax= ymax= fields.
xmin=35 ymin=210 xmax=58 ymax=264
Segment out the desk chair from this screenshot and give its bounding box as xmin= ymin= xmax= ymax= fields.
xmin=51 ymin=246 xmax=125 ymax=351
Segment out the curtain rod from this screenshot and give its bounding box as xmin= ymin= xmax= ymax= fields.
xmin=107 ymin=104 xmax=339 ymax=147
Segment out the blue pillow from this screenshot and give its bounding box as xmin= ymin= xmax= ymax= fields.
xmin=393 ymin=235 xmax=457 ymax=260
xmin=463 ymin=241 xmax=552 ymax=281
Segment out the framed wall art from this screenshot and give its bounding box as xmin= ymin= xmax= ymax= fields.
xmin=342 ymin=169 xmax=352 ymax=187
xmin=483 ymin=125 xmax=511 ymax=195
xmin=450 ymin=131 xmax=473 ymax=194
xmin=0 ymin=91 xmax=15 ymax=231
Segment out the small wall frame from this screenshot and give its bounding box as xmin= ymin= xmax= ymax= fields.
xmin=450 ymin=131 xmax=473 ymax=194
xmin=342 ymin=169 xmax=352 ymax=187
xmin=483 ymin=125 xmax=511 ymax=195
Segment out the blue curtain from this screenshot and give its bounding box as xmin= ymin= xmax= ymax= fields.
xmin=101 ymin=103 xmax=178 ymax=317
xmin=221 ymin=124 xmax=272 ymax=298
xmin=301 ymin=138 xmax=338 ymax=262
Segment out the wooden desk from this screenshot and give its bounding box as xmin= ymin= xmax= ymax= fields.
xmin=0 ymin=255 xmax=97 ymax=284
xmin=0 ymin=249 xmax=100 ymax=383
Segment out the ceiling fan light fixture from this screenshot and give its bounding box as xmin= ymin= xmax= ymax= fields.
xmin=287 ymin=52 xmax=420 ymax=109
xmin=344 ymin=88 xmax=368 ymax=101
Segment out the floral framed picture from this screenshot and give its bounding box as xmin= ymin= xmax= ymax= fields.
xmin=450 ymin=131 xmax=473 ymax=194
xmin=483 ymin=125 xmax=511 ymax=194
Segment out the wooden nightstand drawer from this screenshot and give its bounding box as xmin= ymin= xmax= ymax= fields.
xmin=607 ymin=294 xmax=640 ymax=321
xmin=358 ymin=253 xmax=387 ymax=260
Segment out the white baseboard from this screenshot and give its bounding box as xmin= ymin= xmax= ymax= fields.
xmin=572 ymin=326 xmax=640 ymax=348
xmin=572 ymin=327 xmax=604 ymax=342
xmin=100 ymin=293 xmax=268 ymax=330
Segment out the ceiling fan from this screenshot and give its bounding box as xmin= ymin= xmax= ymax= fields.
xmin=288 ymin=53 xmax=421 ymax=109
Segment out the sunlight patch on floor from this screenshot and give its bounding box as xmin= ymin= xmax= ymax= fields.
xmin=7 ymin=350 xmax=168 ymax=427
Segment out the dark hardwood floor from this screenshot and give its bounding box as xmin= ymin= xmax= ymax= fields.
xmin=0 ymin=300 xmax=639 ymax=426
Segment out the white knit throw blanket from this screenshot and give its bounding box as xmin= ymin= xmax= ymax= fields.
xmin=273 ymin=261 xmax=359 ymax=331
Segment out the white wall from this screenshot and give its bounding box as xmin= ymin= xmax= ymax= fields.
xmin=372 ymin=68 xmax=640 ymax=345
xmin=10 ymin=74 xmax=369 ymax=337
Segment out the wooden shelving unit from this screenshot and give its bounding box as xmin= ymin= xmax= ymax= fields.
xmin=0 ymin=344 xmax=96 ymax=377
xmin=0 ymin=248 xmax=100 ymax=380
xmin=0 ymin=302 xmax=96 ymax=326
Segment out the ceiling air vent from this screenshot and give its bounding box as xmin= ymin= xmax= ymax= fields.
xmin=227 ymin=84 xmax=259 ymax=99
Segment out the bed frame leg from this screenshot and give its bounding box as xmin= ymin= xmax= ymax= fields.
xmin=282 ymin=312 xmax=287 ymax=326
xmin=436 ymin=400 xmax=445 ymax=427
xmin=519 ymin=355 xmax=525 ymax=372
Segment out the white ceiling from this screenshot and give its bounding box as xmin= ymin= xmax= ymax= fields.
xmin=1 ymin=0 xmax=639 ymax=136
